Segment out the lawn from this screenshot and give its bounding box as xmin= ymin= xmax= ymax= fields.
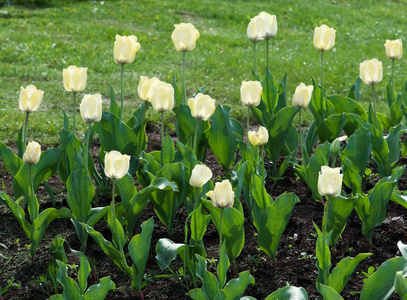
xmin=0 ymin=0 xmax=405 ymax=144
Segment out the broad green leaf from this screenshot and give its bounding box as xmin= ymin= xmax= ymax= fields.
xmin=0 ymin=192 xmax=31 ymax=238
xmin=83 ymin=276 xmax=116 ymax=300
xmin=30 ymin=207 xmax=72 ymax=257
xmin=250 ymin=100 xmax=271 ymax=126
xmin=205 ymin=105 xmax=238 ymax=170
xmin=0 ymin=142 xmax=23 ymax=176
xmin=340 ymin=155 xmax=362 ymax=195
xmin=107 ymin=203 xmax=126 ymax=250
xmin=195 ymin=254 xmax=220 ymax=299
xmin=115 ymin=174 xmax=137 ymax=211
xmin=347 ymin=77 xmax=361 ymax=102
xmin=390 ymin=191 xmax=407 ymax=210
xmin=276 ymin=73 xmax=287 ymax=112
xmin=394 ymin=271 xmax=407 ymax=298
xmin=218 ymin=241 xmax=230 ymax=289
xmin=191 ymin=204 xmax=211 ymax=243
xmin=160 ymin=132 xmax=175 ymax=166
xmin=203 ymin=200 xmax=245 ymax=261
xmin=215 ymin=271 xmax=255 ymax=300
xmin=265 ymin=105 xmax=299 ymax=163
xmin=128 ymin=218 xmax=154 ymax=291
xmin=16 ymin=126 xmax=25 ymax=159
xmin=327 ymin=253 xmax=372 ymax=293
xmin=249 ymin=173 xmax=273 ymax=230
xmin=309 ymin=76 xmax=325 ymax=125
xmin=265 ymin=286 xmax=308 ymax=300
xmin=70 ymin=250 xmax=90 ymax=294
xmin=56 ymin=261 xmax=81 ymax=300
xmin=341 ymin=127 xmax=371 ymax=176
xmin=172 ymin=73 xmax=183 ymax=106
xmin=67 ymin=167 xmax=94 ymax=223
xmin=316 ymin=113 xmax=347 ymax=142
xmin=63 ymin=110 xmax=70 ymax=131
xmin=360 ymin=257 xmax=407 ymax=300
xmin=155 ymin=238 xmax=183 ymax=270
xmin=258 ymin=193 xmax=300 ymax=260
xmin=328 ymin=95 xmax=367 ymax=119
xmin=319 ymin=284 xmax=344 ymax=300
xmin=262 ymin=68 xmax=279 ymax=116
xmin=314 ymin=222 xmax=331 ymax=287
xmin=97 ymin=112 xmax=139 ymax=156
xmin=82 ymin=223 xmax=132 ymax=276
xmin=109 ymin=83 xmax=120 ymax=117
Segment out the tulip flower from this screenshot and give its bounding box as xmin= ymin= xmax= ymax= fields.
xmin=151 ymin=81 xmax=174 ymax=152
xmin=19 ymin=85 xmax=44 ymax=150
xmin=292 ymin=83 xmax=313 ymax=109
xmin=360 ymin=59 xmax=383 ymax=126
xmin=113 ymin=34 xmax=140 ymax=65
xmin=23 ymin=140 xmax=41 ymax=222
xmin=318 ymin=166 xmax=343 ymax=197
xmin=171 ymin=23 xmax=200 ymax=104
xmin=384 ymin=39 xmax=402 ymax=106
xmin=23 ymin=141 xmax=41 ymax=165
xmin=241 ymin=80 xmax=262 ymax=143
xmin=190 ymin=164 xmax=212 ymax=188
xmin=113 ymin=35 xmax=141 ymax=121
xmin=257 ymin=12 xmax=277 ymax=69
xmin=63 ymin=65 xmax=88 ymax=135
xmin=104 ymin=150 xmax=130 ymax=181
xmin=138 ymin=76 xmax=161 ymax=103
xmin=248 ymin=126 xmax=269 ymax=147
xmin=247 ymin=16 xmax=265 ymax=73
xmin=80 ymin=94 xmax=103 ymax=124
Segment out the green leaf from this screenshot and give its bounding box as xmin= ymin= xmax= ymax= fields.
xmin=265 ymin=105 xmax=299 ymax=163
xmin=128 ymin=218 xmax=154 ymax=292
xmin=264 ymin=286 xmax=308 ymax=300
xmin=195 ymin=254 xmax=220 ymax=299
xmin=314 ymin=222 xmax=331 ymax=287
xmin=249 ymin=173 xmax=273 ymax=230
xmin=0 ymin=142 xmax=23 ymax=176
xmin=205 ymin=105 xmax=238 ymax=170
xmin=83 ymin=276 xmax=116 ymax=300
xmin=70 ymin=250 xmax=91 ymax=294
xmin=16 ymin=125 xmax=25 ymax=159
xmin=347 ymin=77 xmax=361 ymax=102
xmin=56 ymin=260 xmax=81 ymax=300
xmin=360 ymin=257 xmax=407 ymax=300
xmin=218 ymin=241 xmax=230 ymax=289
xmin=107 ymin=203 xmax=126 ymax=250
xmin=341 ymin=127 xmax=371 ymax=176
xmin=261 ymin=68 xmax=279 ymax=116
xmin=398 ymin=241 xmax=407 ymax=259
xmin=82 ymin=223 xmax=132 ymax=276
xmin=203 ymin=200 xmax=245 ymax=261
xmin=172 ymin=73 xmax=183 ymax=107
xmin=191 ymin=204 xmax=211 ymax=243
xmin=115 ymin=174 xmax=138 ymax=212
xmin=327 ymin=253 xmax=372 ymax=293
xmin=216 ymin=271 xmax=255 ymax=300
xmin=258 ymin=193 xmax=300 ymax=260
xmin=0 ymin=192 xmax=31 ymax=239
xmin=30 ymin=207 xmax=72 ymax=257
xmin=328 ymin=95 xmax=367 ymax=119
xmin=67 ymin=167 xmax=94 ymax=223
xmin=161 ymin=132 xmax=175 ymax=166
xmin=155 ymin=238 xmax=183 ymax=270
xmin=109 ymin=83 xmax=120 ymax=117
xmin=319 ymin=284 xmax=344 ymax=300
xmin=339 ymin=156 xmax=362 ymax=196
xmin=316 ymin=113 xmax=348 ymax=143
xmin=63 ymin=110 xmax=70 ymax=131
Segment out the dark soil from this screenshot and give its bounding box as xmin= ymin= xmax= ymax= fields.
xmin=0 ymin=123 xmax=406 ymax=300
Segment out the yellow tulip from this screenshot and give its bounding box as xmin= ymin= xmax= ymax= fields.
xmin=104 ymin=150 xmax=131 ymax=181
xmin=385 ymin=39 xmax=402 ymax=60
xmin=313 ymin=24 xmax=336 ymax=52
xmin=189 ymin=164 xmax=212 ymax=188
xmin=188 ymin=93 xmax=216 ymax=121
xmin=138 ymin=76 xmax=161 ymax=103
xmin=359 ymin=59 xmax=383 ymax=86
xmin=206 ymin=180 xmax=235 ymax=208
xmin=318 ymin=166 xmax=343 ymax=197
xmin=292 ymin=83 xmax=314 ymax=108
xmin=258 ymin=12 xmax=277 ymax=38
xmin=171 ymin=23 xmax=200 ymax=52
xmin=113 ymin=34 xmax=140 ymax=64
xmin=23 ymin=141 xmax=41 ymax=165
xmin=240 ymin=81 xmax=262 ymax=107
xmin=247 ymin=16 xmax=265 ymax=43
xmin=19 ymin=85 xmax=44 ymax=113
xmin=63 ymin=65 xmax=87 ymax=93
xmin=151 ymin=82 xmax=175 ymax=112
xmin=80 ymin=94 xmax=103 ymax=123
xmin=248 ymin=126 xmax=269 ymax=146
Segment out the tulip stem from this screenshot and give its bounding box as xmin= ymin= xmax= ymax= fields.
xmin=194 ymin=187 xmax=199 ymax=242
xmin=320 ymin=51 xmax=324 ymax=103
xmin=372 ymin=84 xmax=378 ymax=127
xmin=266 ymin=38 xmax=270 ymax=70
xmin=183 ymin=51 xmax=186 ymax=105
xmin=322 ymin=195 xmax=330 ymax=284
xmin=73 ymin=92 xmax=77 ymax=135
xmin=298 ymin=108 xmax=302 ymax=157
xmin=193 ymin=119 xmax=200 ymax=159
xmin=119 ymin=64 xmax=125 ymax=121
xmin=84 ymin=123 xmax=92 ymax=170
xmin=247 ymin=107 xmax=251 ymax=146
xmin=253 ymin=42 xmax=257 ymax=74
xmin=29 ymin=163 xmax=37 ymax=222
xmin=391 ymin=58 xmax=395 ymax=106
xmin=219 ymin=208 xmax=224 ymax=253
xmin=160 ymin=111 xmax=165 ymax=150
xmin=23 ymin=112 xmax=29 ymax=152
xmin=111 ymin=181 xmax=124 ymax=256
xmin=184 ymin=216 xmax=189 ymax=287
xmin=260 ymin=145 xmax=265 ymax=171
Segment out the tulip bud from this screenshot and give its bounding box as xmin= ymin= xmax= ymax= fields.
xmin=104 ymin=150 xmax=131 ymax=181
xmin=19 ymin=85 xmax=44 ymax=113
xmin=206 ymin=180 xmax=235 ymax=208
xmin=247 ymin=16 xmax=265 ymax=43
xmin=190 ymin=164 xmax=212 ymax=188
xmin=318 ymin=166 xmax=343 ymax=197
xmin=151 ymin=82 xmax=175 ymax=112
xmin=330 ymin=135 xmax=348 ymax=156
xmin=240 ymin=81 xmax=262 ymax=107
xmin=188 ymin=93 xmax=216 ymax=121
xmin=292 ymin=83 xmax=314 ymax=108
xmin=258 ymin=12 xmax=277 ymax=38
xmin=63 ymin=65 xmax=87 ymax=93
xmin=384 ymin=39 xmax=402 ymax=60
xmin=359 ymin=59 xmax=383 ymax=86
xmin=248 ymin=126 xmax=269 ymax=146
xmin=80 ymin=94 xmax=103 ymax=123
xmin=138 ymin=76 xmax=161 ymax=103
xmin=113 ymin=34 xmax=141 ymax=64
xmin=313 ymin=24 xmax=336 ymax=52
xmin=23 ymin=141 xmax=41 ymax=165
xmin=394 ymin=271 xmax=407 ymax=297
xmin=171 ymin=23 xmax=200 ymax=52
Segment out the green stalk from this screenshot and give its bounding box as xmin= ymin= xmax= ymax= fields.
xmin=193 ymin=119 xmax=200 ymax=158
xmin=253 ymin=42 xmax=257 ymax=74
xmin=184 ymin=217 xmax=189 ymax=287
xmin=23 ymin=112 xmax=29 ymax=152
xmin=372 ymin=84 xmax=378 ymax=127
xmin=193 ymin=187 xmax=199 ymax=244
xmin=391 ymin=58 xmax=395 ymax=106
xmin=73 ymin=92 xmax=77 ymax=135
xmin=84 ymin=123 xmax=92 ymax=170
xmin=111 ymin=181 xmax=124 ymax=257
xmin=219 ymin=208 xmax=224 ymax=251
xmin=298 ymin=108 xmax=302 ymax=156
xmin=247 ymin=106 xmax=251 ymax=146
xmin=119 ymin=63 xmax=125 ymax=121
xmin=183 ymin=51 xmax=186 ymax=104
xmin=29 ymin=164 xmax=37 ymax=222
xmin=260 ymin=145 xmax=265 ymax=171
xmin=266 ymin=38 xmax=270 ymax=70
xmin=161 ymin=111 xmax=165 ymax=150
xmin=320 ymin=50 xmax=324 ymax=103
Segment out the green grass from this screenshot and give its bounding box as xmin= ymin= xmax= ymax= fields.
xmin=0 ymin=0 xmax=405 ymax=144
